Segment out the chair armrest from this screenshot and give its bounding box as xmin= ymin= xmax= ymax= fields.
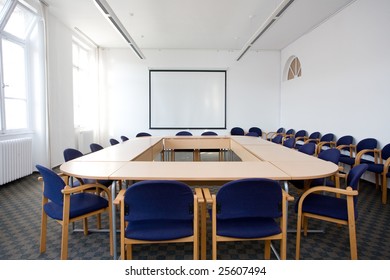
xmin=62 ymin=183 xmax=111 ymax=197
xmin=383 ymin=157 xmax=390 ymax=174
xmin=114 ymin=189 xmax=126 ymax=205
xmin=194 ymin=188 xmax=205 ymax=203
xmin=355 ymin=148 xmax=378 ymax=165
xmin=201 ymin=188 xmax=213 ymax=204
xmin=301 ymin=185 xmax=357 ymax=199
xmin=295 ymin=136 xmax=306 ymax=142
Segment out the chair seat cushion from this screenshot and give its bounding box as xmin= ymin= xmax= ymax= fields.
xmin=339 ymin=155 xmax=355 ymax=166
xmin=217 ymin=217 xmax=281 ymax=239
xmin=125 ymin=219 xmax=193 ymax=241
xmin=44 ymin=193 xmax=109 ymax=220
xmin=295 ymin=193 xmax=355 ymax=221
xmin=366 ymin=163 xmax=384 ymax=174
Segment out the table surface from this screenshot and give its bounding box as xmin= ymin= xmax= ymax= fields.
xmin=60 ymin=135 xmax=339 ymax=182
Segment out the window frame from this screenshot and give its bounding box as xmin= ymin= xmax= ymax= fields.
xmin=0 ymin=0 xmax=38 ymax=134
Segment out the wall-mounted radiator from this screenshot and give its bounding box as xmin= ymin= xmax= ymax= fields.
xmin=0 ymin=138 xmax=33 ymax=185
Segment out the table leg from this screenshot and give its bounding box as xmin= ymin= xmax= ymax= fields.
xmin=112 ymin=180 xmax=118 ymax=260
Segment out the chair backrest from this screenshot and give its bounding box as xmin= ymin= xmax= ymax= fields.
xmin=36 ymin=164 xmax=65 ymax=205
xmin=308 ymin=131 xmax=320 ymax=140
xmin=110 ymin=138 xmax=119 ymax=145
xmin=136 ymin=132 xmax=151 ymax=137
xmin=356 ymin=138 xmax=377 ymax=154
xmin=271 ymin=134 xmax=283 ymax=144
xmin=285 ymin=128 xmax=295 ymax=135
xmin=90 ymin=143 xmax=103 ymax=153
xmin=176 ymin=131 xmax=193 ymax=136
xmin=320 ymin=133 xmax=334 ymax=142
xmin=295 ymin=130 xmax=307 ymax=138
xmin=336 ymin=135 xmax=354 ymax=151
xmin=318 ymin=148 xmax=340 ymax=164
xmin=248 ymin=127 xmax=262 ymax=137
xmin=381 ymin=143 xmax=390 ymax=160
xmin=276 ymin=127 xmax=285 ymax=134
xmin=245 ymin=132 xmax=259 ymax=137
xmin=124 ymin=180 xmax=194 ymax=221
xmin=121 ymin=136 xmax=129 ymax=142
xmin=298 ymin=142 xmax=316 ymax=155
xmin=283 ymin=137 xmax=295 ymax=148
xmin=63 ymin=148 xmax=83 ymax=162
xmin=230 ymin=127 xmax=245 ymax=136
xmin=216 ymin=178 xmax=282 ymax=219
xmin=201 ymin=131 xmax=218 ymax=136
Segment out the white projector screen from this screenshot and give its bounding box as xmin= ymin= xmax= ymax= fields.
xmin=149 ymin=70 xmax=226 ymax=129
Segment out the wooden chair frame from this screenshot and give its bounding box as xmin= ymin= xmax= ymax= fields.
xmin=296 ymin=186 xmax=358 ymax=260
xmin=206 ymin=188 xmax=293 ymax=260
xmin=114 ymin=188 xmax=201 ymax=260
xmin=39 ymin=175 xmax=113 ymax=260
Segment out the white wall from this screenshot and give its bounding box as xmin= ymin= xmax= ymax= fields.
xmin=98 ymin=48 xmax=281 ymax=145
xmin=46 ymin=14 xmax=75 ymax=167
xmin=281 ymin=0 xmax=390 ymax=147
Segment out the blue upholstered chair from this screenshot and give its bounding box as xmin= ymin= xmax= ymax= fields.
xmin=338 ymin=138 xmax=377 ymax=169
xmin=230 ymin=127 xmax=245 ymax=136
xmin=176 ymin=131 xmax=193 ymax=136
xmin=136 ymin=132 xmax=151 ymax=137
xmin=120 ymin=135 xmax=129 ymax=142
xmin=295 ymin=131 xmax=320 ymax=149
xmin=271 ymin=134 xmax=283 ymax=144
xmin=298 ymin=142 xmax=316 ymax=155
xmin=90 ymin=143 xmax=104 ymax=153
xmin=284 ymin=128 xmax=295 ymax=138
xmin=283 ymin=137 xmax=296 ymax=148
xmin=245 ymin=131 xmax=260 ymax=137
xmin=288 ymin=129 xmax=307 ymax=147
xmin=114 ymin=180 xmax=200 ymax=260
xmin=201 ymin=131 xmax=218 ymax=136
xmin=295 ymin=164 xmax=368 ymax=260
xmin=109 ymin=138 xmax=120 ymax=145
xmin=247 ymin=127 xmax=262 ymax=137
xmin=36 ymin=164 xmax=113 ymax=260
xmin=355 ymin=143 xmax=390 ymax=204
xmin=313 ymin=133 xmax=335 ymax=154
xmin=266 ymin=127 xmax=285 ymax=141
xmin=210 ymin=178 xmax=293 ymax=260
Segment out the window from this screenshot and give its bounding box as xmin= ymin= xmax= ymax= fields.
xmin=72 ymin=37 xmax=98 ymax=130
xmin=0 ymin=0 xmax=40 ymax=133
xmin=287 ymin=57 xmax=302 ymax=80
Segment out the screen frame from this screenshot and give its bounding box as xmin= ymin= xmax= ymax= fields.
xmin=149 ymin=69 xmax=227 ymax=130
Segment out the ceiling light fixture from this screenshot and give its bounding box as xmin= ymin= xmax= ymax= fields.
xmin=94 ymin=0 xmax=145 ymax=59
xmin=236 ymin=0 xmax=295 ymax=61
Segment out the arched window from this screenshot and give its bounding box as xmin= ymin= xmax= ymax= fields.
xmin=287 ymin=57 xmax=302 ymax=80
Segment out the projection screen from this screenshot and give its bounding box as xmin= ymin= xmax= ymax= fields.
xmin=149 ymin=70 xmax=226 ymax=129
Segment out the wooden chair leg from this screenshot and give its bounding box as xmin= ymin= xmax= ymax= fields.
xmin=296 ymin=213 xmax=302 ymax=260
xmin=61 ymin=222 xmax=69 ymax=260
xmin=83 ymin=218 xmax=88 ymax=235
xmin=382 ymin=174 xmax=388 ymax=205
xmin=264 ymin=240 xmax=271 ymax=259
xmin=348 ymin=221 xmax=358 ymax=260
xmin=40 ymin=211 xmax=47 ymax=253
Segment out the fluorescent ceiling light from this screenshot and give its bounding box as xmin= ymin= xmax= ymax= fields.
xmin=94 ymin=0 xmax=145 ymax=59
xmin=236 ymin=0 xmax=295 ymax=61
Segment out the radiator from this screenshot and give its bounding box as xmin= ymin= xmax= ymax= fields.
xmin=0 ymin=138 xmax=33 ymax=185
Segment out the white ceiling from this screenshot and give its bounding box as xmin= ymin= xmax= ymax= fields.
xmin=44 ymin=0 xmax=356 ymax=51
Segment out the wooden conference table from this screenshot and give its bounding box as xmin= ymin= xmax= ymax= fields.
xmin=60 ymin=135 xmax=339 ymax=259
